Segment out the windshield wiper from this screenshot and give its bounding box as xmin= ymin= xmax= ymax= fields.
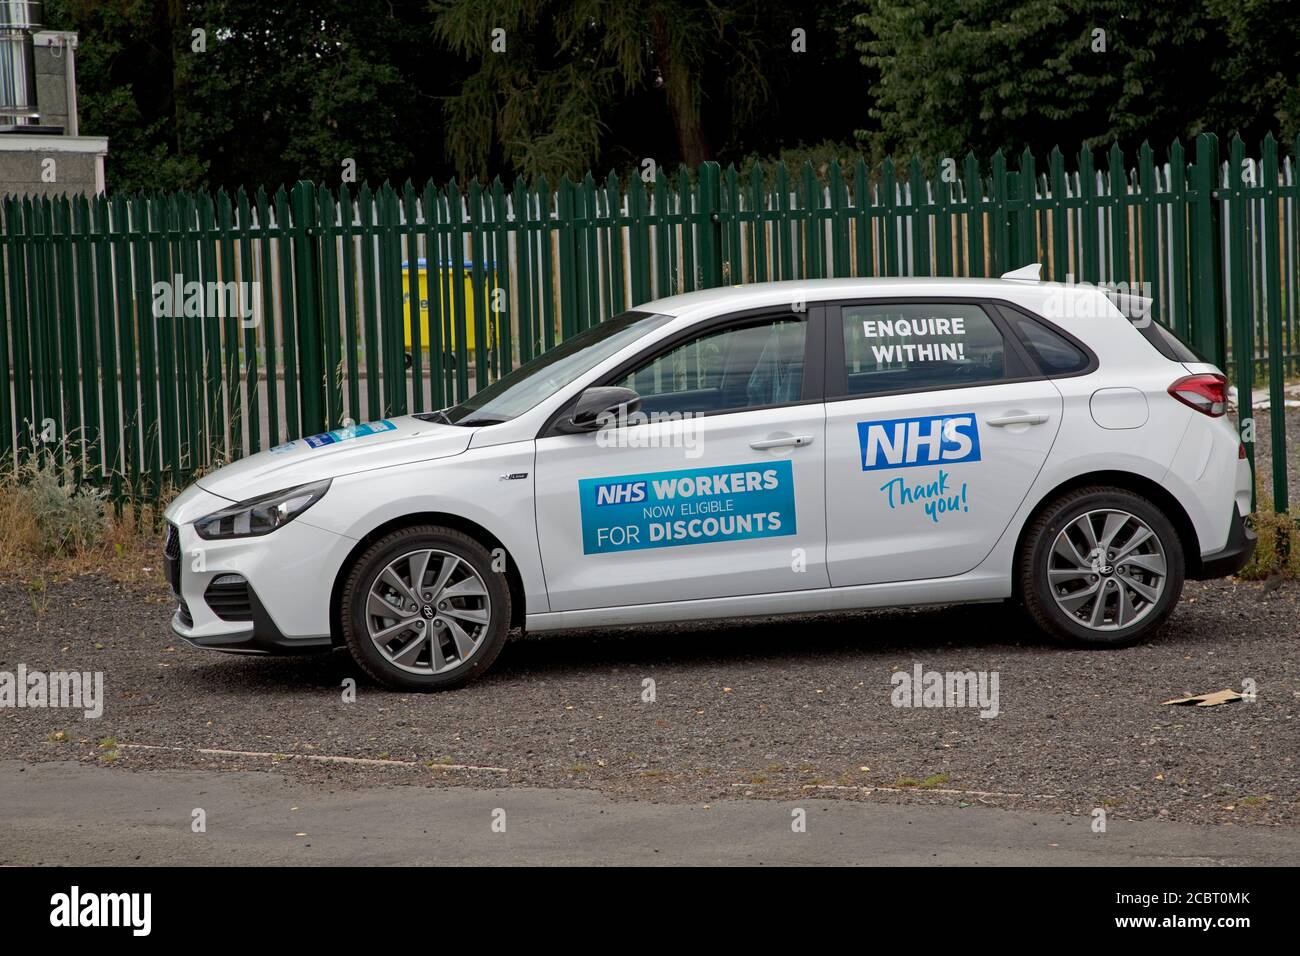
xmin=413 ymin=409 xmax=452 ymax=424
xmin=456 ymin=414 xmax=508 ymax=426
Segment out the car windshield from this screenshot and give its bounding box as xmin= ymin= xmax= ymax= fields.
xmin=434 ymin=310 xmax=674 ymax=425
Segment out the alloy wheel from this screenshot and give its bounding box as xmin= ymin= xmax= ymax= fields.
xmin=365 ymin=549 xmax=491 ymax=675
xmin=1047 ymin=508 xmax=1167 ymax=631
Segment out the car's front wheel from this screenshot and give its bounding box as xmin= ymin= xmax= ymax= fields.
xmin=1019 ymin=486 xmax=1184 ymax=647
xmin=340 ymin=525 xmax=511 ymax=690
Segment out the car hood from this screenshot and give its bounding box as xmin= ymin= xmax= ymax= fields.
xmin=195 ymin=415 xmax=472 ymax=501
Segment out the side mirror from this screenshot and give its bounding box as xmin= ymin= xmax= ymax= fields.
xmin=565 ymin=386 xmax=641 ymax=432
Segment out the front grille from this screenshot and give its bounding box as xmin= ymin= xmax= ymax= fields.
xmin=163 ymin=523 xmax=181 ymax=594
xmin=204 ymin=575 xmax=253 ymax=622
xmin=177 ymin=598 xmax=193 ymax=628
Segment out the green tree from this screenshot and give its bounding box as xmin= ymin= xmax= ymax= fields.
xmin=1206 ymin=0 xmax=1300 ymax=143
xmin=45 ymin=0 xmax=463 ymax=193
xmin=854 ymin=0 xmax=1226 ymax=160
xmin=432 ymin=0 xmax=777 ymax=180
xmin=44 ymin=0 xmax=205 ymax=192
xmin=176 ymin=0 xmax=442 ymax=191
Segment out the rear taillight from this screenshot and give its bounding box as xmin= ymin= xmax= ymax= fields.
xmin=1168 ymin=373 xmax=1227 ymax=417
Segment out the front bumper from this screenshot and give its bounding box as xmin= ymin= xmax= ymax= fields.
xmin=1192 ymin=505 xmax=1257 ymax=580
xmin=162 ymin=484 xmax=350 ymax=655
xmin=164 ymin=556 xmax=332 ymax=655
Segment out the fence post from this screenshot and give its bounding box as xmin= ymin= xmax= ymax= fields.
xmin=1107 ymin=143 xmax=1128 ymax=286
xmin=1261 ymin=133 xmax=1287 ymax=512
xmin=291 ymin=181 xmax=326 ymax=436
xmin=1016 ymin=147 xmax=1037 ymax=266
xmin=1047 ymin=147 xmax=1067 ymax=281
xmin=909 ymin=156 xmax=929 ymax=277
xmin=697 ymin=161 xmax=723 ymax=287
xmin=0 ymin=203 xmax=13 ymax=463
xmin=881 ymin=156 xmax=899 ymax=275
xmin=989 ymin=150 xmax=1009 ymax=273
xmin=1167 ymin=139 xmax=1190 ymax=340
xmin=1189 ymin=133 xmax=1225 ymax=366
xmin=1138 ymin=141 xmax=1160 ymax=319
xmin=1078 ymin=146 xmax=1099 ymax=283
xmin=1226 ymin=135 xmax=1255 ymax=509
xmin=962 ymin=153 xmax=983 ymax=276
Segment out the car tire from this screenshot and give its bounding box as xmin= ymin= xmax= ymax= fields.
xmin=1019 ymin=486 xmax=1184 ymax=647
xmin=340 ymin=525 xmax=511 ymax=690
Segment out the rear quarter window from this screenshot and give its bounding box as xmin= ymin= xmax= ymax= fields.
xmin=1010 ymin=315 xmax=1091 ymax=374
xmin=1136 ymin=321 xmax=1206 ymax=363
xmin=994 ymin=304 xmax=1094 ymax=377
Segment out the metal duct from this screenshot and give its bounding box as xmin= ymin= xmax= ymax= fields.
xmin=0 ymin=0 xmax=43 ymax=127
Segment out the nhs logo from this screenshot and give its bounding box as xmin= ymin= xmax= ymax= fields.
xmin=594 ymin=479 xmax=647 ymax=506
xmin=857 ymin=413 xmax=981 ymax=471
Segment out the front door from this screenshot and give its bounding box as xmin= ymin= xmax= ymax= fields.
xmin=534 ymin=311 xmax=829 ymax=612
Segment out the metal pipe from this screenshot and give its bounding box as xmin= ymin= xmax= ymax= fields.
xmin=0 ymin=0 xmax=43 ymax=126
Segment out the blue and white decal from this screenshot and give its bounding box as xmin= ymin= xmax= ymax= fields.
xmin=272 ymin=419 xmax=397 ymax=453
xmin=579 ymin=461 xmax=796 ymax=554
xmin=856 ymin=413 xmax=981 ymax=471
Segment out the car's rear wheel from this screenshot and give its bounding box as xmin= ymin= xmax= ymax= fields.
xmin=340 ymin=525 xmax=511 ymax=690
xmin=1019 ymin=487 xmax=1184 ymax=647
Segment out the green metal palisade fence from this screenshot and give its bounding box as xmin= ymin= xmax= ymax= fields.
xmin=1 ymin=132 xmax=1298 ymax=510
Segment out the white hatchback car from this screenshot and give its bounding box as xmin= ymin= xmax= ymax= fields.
xmin=164 ymin=270 xmax=1255 ymax=689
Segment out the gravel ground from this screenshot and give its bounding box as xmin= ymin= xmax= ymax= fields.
xmin=1 ymin=569 xmax=1296 ymax=828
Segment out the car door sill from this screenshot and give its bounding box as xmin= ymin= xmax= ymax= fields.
xmin=525 ymin=573 xmax=1009 ymax=632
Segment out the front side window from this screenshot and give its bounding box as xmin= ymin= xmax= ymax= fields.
xmin=841 ymin=303 xmax=1006 ymax=396
xmin=612 ymin=317 xmax=807 ymax=416
xmin=440 ymin=310 xmax=674 ymax=424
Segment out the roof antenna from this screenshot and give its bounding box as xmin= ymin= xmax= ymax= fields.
xmin=1001 ymin=263 xmax=1042 ymax=282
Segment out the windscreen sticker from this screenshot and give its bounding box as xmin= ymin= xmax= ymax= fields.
xmin=862 ymin=315 xmax=970 ymax=364
xmin=579 ymin=461 xmax=796 ymax=554
xmin=272 ymin=419 xmax=397 ymax=453
xmin=857 ymin=413 xmax=980 ymax=471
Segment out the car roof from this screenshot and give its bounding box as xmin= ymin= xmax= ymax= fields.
xmin=639 ymin=276 xmax=1070 ymax=319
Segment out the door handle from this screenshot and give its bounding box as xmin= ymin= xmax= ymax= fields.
xmin=750 ymin=434 xmax=814 ymax=449
xmin=986 ymin=413 xmax=1050 ymax=427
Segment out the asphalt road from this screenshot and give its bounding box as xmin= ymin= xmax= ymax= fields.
xmin=3 ymin=759 xmax=1296 ymax=866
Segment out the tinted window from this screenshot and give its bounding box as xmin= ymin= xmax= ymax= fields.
xmin=1138 ymin=321 xmax=1206 ymax=363
xmin=613 ymin=317 xmax=807 ymax=415
xmin=1011 ymin=315 xmax=1091 ymax=374
xmin=841 ymin=304 xmax=1006 ymax=396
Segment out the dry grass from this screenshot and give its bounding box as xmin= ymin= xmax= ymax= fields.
xmin=0 ymin=457 xmax=173 ymax=590
xmin=1238 ymin=475 xmax=1300 ymax=580
xmin=1238 ymin=508 xmax=1300 ymax=580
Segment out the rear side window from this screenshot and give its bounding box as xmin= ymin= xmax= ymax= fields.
xmin=841 ymin=304 xmax=1007 ymax=396
xmin=1009 ymin=314 xmax=1091 ymax=374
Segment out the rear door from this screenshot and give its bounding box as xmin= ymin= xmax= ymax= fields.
xmin=823 ymin=299 xmax=1063 ymax=585
xmin=534 ymin=307 xmax=829 ymax=612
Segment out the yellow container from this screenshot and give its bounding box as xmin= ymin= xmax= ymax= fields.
xmin=401 ymin=259 xmax=492 ymax=353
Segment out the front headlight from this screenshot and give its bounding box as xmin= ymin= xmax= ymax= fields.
xmin=194 ymin=480 xmax=332 ymax=540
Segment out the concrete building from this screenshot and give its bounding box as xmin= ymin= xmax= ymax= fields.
xmin=0 ymin=3 xmax=107 ymax=197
